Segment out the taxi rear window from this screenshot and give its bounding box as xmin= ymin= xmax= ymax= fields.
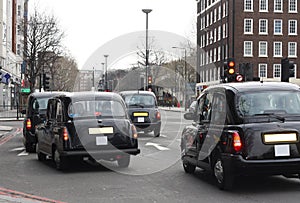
xmin=123 ymin=94 xmax=155 ymax=108
xmin=68 ymin=100 xmax=126 ymax=118
xmin=237 ymin=91 xmax=300 ymax=116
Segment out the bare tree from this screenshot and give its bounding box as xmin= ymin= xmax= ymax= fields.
xmin=24 ymin=8 xmax=65 ymax=91
xmin=137 ymin=38 xmax=168 ymax=85
xmin=51 ymin=55 xmax=79 ymax=91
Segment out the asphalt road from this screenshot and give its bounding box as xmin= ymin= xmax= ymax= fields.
xmin=1 ymin=110 xmax=300 ymax=203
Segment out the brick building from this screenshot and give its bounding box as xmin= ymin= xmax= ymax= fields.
xmin=196 ymin=0 xmax=300 ymax=85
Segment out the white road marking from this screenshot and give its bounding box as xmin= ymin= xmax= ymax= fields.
xmin=10 ymin=147 xmax=25 ymax=152
xmin=17 ymin=151 xmax=29 ymax=156
xmin=145 ymin=142 xmax=170 ymax=151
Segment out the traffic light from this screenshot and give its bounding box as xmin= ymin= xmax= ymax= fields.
xmin=224 ymin=58 xmax=236 ymax=82
xmin=43 ymin=73 xmax=50 ymax=91
xmin=281 ymin=58 xmax=295 ymax=82
xmin=148 ymin=76 xmax=152 ymax=84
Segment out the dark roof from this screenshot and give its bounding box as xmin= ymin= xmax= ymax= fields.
xmin=206 ymin=81 xmax=300 ymax=93
xmin=59 ymin=91 xmax=124 ymax=101
xmin=119 ymin=90 xmax=156 ymax=96
xmin=30 ymin=91 xmax=68 ymax=98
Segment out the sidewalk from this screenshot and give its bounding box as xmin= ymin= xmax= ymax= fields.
xmin=0 ymin=126 xmax=13 ymax=137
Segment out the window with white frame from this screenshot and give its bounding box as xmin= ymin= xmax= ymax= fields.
xmin=292 ymin=64 xmax=297 ymax=78
xmin=259 ymin=64 xmax=267 ymax=78
xmin=288 ymin=42 xmax=297 ymax=57
xmin=244 ymin=41 xmax=253 ymax=56
xmin=218 ymin=46 xmax=221 ymax=61
xmin=259 ymin=41 xmax=268 ymax=57
xmin=273 ymin=42 xmax=282 ymax=57
xmin=274 ymin=20 xmax=282 ymax=35
xmin=259 ymin=19 xmax=268 ymax=34
xmin=218 ymin=26 xmax=221 ymax=41
xmin=218 ymin=6 xmax=221 ymax=20
xmin=244 ymin=0 xmax=253 ymax=11
xmin=244 ymin=19 xmax=253 ymax=34
xmin=288 ymin=20 xmax=297 ymax=35
xmin=273 ymin=64 xmax=281 ymax=78
xmin=274 ymin=0 xmax=282 ymax=12
xmin=214 ymin=8 xmax=217 ymax=23
xmin=259 ymin=0 xmax=268 ymax=12
xmin=289 ymin=0 xmax=297 ymax=13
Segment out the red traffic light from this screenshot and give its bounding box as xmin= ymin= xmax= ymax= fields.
xmin=228 ymin=60 xmax=235 ymax=68
xmin=148 ymin=76 xmax=152 ymax=84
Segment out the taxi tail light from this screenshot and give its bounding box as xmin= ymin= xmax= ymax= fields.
xmin=131 ymin=125 xmax=138 ymax=139
xmin=232 ymin=131 xmax=242 ymax=152
xmin=26 ymin=119 xmax=32 ymax=130
xmin=63 ymin=127 xmax=69 ymax=141
xmin=156 ymin=111 xmax=161 ymax=120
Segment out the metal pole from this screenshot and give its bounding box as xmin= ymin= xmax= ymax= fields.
xmin=104 ymin=55 xmax=109 ymax=90
xmin=184 ymin=48 xmax=187 ymax=111
xmin=142 ymin=9 xmax=152 ymax=90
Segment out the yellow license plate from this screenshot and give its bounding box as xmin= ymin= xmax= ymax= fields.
xmin=133 ymin=112 xmax=148 ymax=117
xmin=89 ymin=127 xmax=113 ymax=134
xmin=263 ymin=133 xmax=298 ymax=144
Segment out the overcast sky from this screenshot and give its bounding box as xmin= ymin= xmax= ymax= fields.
xmin=29 ymin=0 xmax=197 ymax=69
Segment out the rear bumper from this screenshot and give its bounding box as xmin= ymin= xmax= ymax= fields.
xmin=222 ymin=154 xmax=300 ymax=175
xmin=134 ymin=121 xmax=161 ymax=131
xmin=60 ymin=148 xmax=140 ymax=159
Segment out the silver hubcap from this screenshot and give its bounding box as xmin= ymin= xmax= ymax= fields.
xmin=214 ymin=160 xmax=224 ymax=183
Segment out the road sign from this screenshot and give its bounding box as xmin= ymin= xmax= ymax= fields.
xmin=21 ymin=88 xmax=31 ymax=93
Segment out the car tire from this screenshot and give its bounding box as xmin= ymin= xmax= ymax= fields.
xmin=36 ymin=143 xmax=46 ymax=161
xmin=213 ymin=154 xmax=234 ymax=190
xmin=53 ymin=148 xmax=68 ymax=170
xmin=154 ymin=128 xmax=160 ymax=137
xmin=25 ymin=142 xmax=35 ymax=153
xmin=117 ymin=154 xmax=130 ymax=168
xmin=183 ymin=161 xmax=196 ymax=174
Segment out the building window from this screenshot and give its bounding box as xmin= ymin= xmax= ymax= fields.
xmin=274 ymin=42 xmax=282 ymax=57
xmin=259 ymin=41 xmax=268 ymax=57
xmin=274 ymin=20 xmax=282 ymax=35
xmin=244 ymin=0 xmax=253 ymax=11
xmin=244 ymin=19 xmax=253 ymax=34
xmin=259 ymin=0 xmax=268 ymax=12
xmin=274 ymin=0 xmax=282 ymax=12
xmin=244 ymin=41 xmax=253 ymax=57
xmin=218 ymin=26 xmax=221 ymax=41
xmin=289 ymin=0 xmax=297 ymax=13
xmin=259 ymin=64 xmax=267 ymax=78
xmin=288 ymin=42 xmax=297 ymax=57
xmin=218 ymin=6 xmax=221 ymax=20
xmin=259 ymin=19 xmax=268 ymax=34
xmin=274 ymin=64 xmax=281 ymax=78
xmin=288 ymin=20 xmax=297 ymax=35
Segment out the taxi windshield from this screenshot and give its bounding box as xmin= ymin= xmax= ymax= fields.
xmin=237 ymin=91 xmax=300 ymax=116
xmin=68 ymin=100 xmax=126 ymax=118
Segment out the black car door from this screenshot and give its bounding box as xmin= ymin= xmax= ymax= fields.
xmin=196 ymin=92 xmax=214 ymax=161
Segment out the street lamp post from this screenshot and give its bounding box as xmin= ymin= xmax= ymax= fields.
xmin=104 ymin=55 xmax=109 ymax=91
xmin=172 ymin=46 xmax=187 ymax=110
xmin=142 ymin=9 xmax=152 ymax=90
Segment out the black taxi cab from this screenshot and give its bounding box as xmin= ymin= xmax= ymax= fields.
xmin=35 ymin=92 xmax=140 ymax=170
xmin=22 ymin=91 xmax=67 ymax=152
xmin=181 ymin=81 xmax=300 ymax=190
xmin=119 ymin=91 xmax=161 ymax=137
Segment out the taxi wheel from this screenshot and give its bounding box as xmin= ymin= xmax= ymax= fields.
xmin=213 ymin=155 xmax=234 ymax=190
xmin=53 ymin=148 xmax=68 ymax=170
xmin=117 ymin=154 xmax=130 ymax=168
xmin=154 ymin=128 xmax=160 ymax=137
xmin=25 ymin=142 xmax=35 ymax=153
xmin=183 ymin=162 xmax=196 ymax=174
xmin=36 ymin=143 xmax=46 ymax=161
